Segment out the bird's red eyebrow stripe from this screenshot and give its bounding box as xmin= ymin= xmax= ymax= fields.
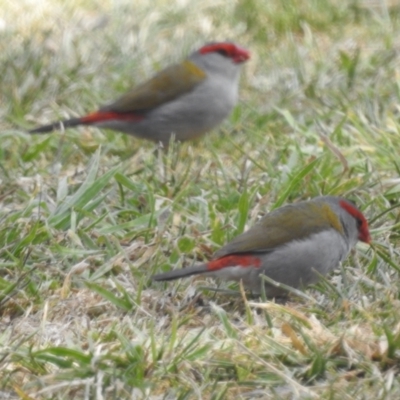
xmin=339 ymin=199 xmax=371 ymax=243
xmin=199 ymin=43 xmax=250 ymax=61
xmin=207 ymin=255 xmax=261 ymax=271
xmin=81 ymin=111 xmax=144 ymax=123
xmin=338 ymin=200 xmax=368 ymax=227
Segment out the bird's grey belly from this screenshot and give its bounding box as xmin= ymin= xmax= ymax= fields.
xmin=258 ymin=230 xmax=349 ymax=295
xmin=96 ymin=80 xmax=237 ymax=144
xmin=228 ymin=230 xmax=350 ymax=296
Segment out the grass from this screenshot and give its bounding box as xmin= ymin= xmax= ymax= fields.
xmin=1 ymin=0 xmax=400 ymax=398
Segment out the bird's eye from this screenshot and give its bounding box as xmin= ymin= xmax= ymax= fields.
xmin=216 ymin=49 xmax=229 ymax=57
xmin=356 ymin=218 xmax=363 ymax=228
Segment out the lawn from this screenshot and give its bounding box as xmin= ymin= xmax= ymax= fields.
xmin=1 ymin=0 xmax=400 ymax=398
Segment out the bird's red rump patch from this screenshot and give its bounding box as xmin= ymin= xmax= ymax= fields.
xmin=207 ymin=254 xmax=261 ymax=271
xmin=81 ymin=111 xmax=144 ymax=124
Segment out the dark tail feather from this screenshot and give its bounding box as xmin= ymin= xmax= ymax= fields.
xmin=152 ymin=264 xmax=208 ymax=282
xmin=28 ymin=117 xmax=84 ymax=134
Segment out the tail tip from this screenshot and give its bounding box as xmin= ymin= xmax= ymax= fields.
xmin=151 ymin=274 xmax=169 ymax=282
xmin=28 ymin=125 xmax=54 ymax=134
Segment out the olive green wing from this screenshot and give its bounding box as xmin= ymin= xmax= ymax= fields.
xmin=214 ymin=202 xmax=344 ymax=258
xmin=100 ymin=60 xmax=206 ymax=113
